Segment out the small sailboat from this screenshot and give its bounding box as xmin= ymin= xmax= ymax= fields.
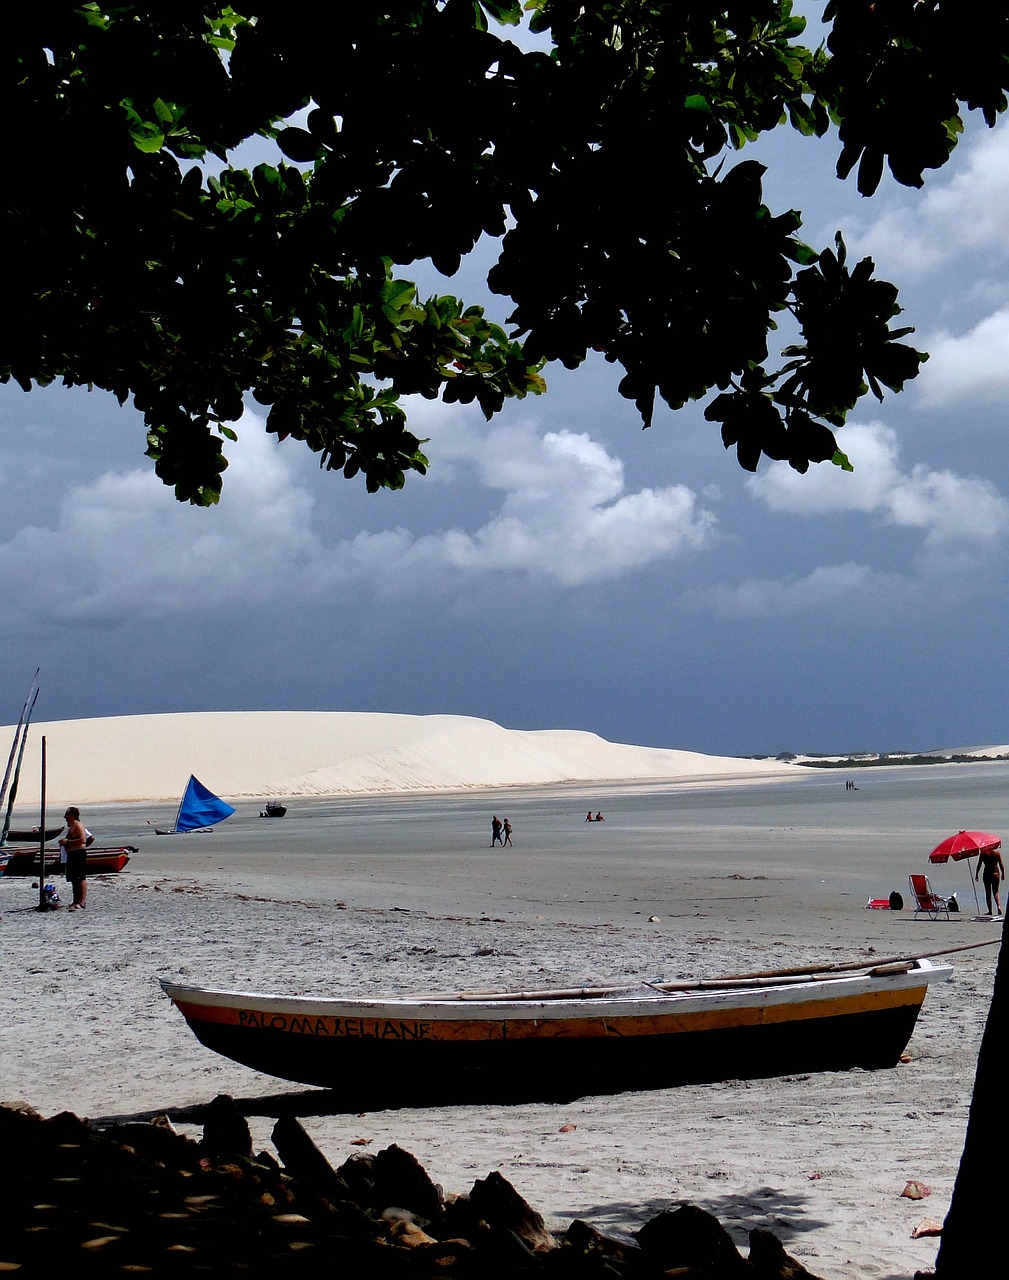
xmin=156 ymin=775 xmax=235 ymax=834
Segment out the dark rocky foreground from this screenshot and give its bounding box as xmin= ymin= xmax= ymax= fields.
xmin=1 ymin=1097 xmax=833 ymax=1278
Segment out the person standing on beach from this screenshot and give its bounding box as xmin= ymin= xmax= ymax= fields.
xmin=502 ymin=818 xmax=513 ymax=847
xmin=491 ymin=816 xmax=503 ymax=847
xmin=59 ymin=806 xmax=92 ymax=911
xmin=975 ymin=846 xmax=1005 ymax=917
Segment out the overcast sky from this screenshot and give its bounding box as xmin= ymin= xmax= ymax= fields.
xmin=4 ymin=13 xmax=1009 ymax=757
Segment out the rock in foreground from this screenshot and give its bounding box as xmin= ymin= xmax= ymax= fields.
xmin=1 ymin=1098 xmax=824 ymax=1278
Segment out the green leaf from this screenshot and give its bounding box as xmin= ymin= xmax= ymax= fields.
xmin=121 ymin=103 xmax=164 ymax=153
xmin=831 ymin=449 xmax=854 ymax=473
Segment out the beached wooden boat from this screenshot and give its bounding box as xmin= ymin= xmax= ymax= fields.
xmin=260 ymin=802 xmax=287 ymax=818
xmin=4 ymin=824 xmax=64 ymax=843
xmin=1 ymin=845 xmax=136 ymax=876
xmin=159 ymin=956 xmax=952 ymax=1106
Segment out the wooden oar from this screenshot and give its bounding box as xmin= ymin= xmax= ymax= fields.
xmin=715 ymin=936 xmax=1000 ymax=982
xmin=413 ymin=971 xmax=894 ymax=1002
xmin=407 ymin=937 xmax=999 ymax=1003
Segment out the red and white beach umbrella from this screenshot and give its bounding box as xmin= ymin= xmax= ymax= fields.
xmin=928 ymin=830 xmax=1001 ymax=916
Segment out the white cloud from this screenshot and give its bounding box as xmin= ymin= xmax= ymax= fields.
xmin=681 ymin=562 xmax=878 ymax=618
xmin=0 ymin=423 xmax=319 ymax=628
xmin=679 ymin=550 xmax=994 ymax=622
xmin=747 ymin=422 xmax=1009 ymax=545
xmin=815 ymin=126 xmax=1009 ymax=414
xmin=678 ymin=419 xmax=1009 ymax=623
xmin=423 ymin=476 xmax=713 ymax=586
xmin=0 ymin=406 xmax=719 ymax=630
xmin=847 ymin=127 xmax=1009 ymax=281
xmin=917 ymin=307 xmax=1009 ymax=406
xmin=402 ymin=420 xmax=716 ymax=586
xmin=312 ymin=416 xmax=718 ymax=590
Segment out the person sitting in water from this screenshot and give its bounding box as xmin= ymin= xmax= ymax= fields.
xmin=595 ymin=812 xmax=604 ymax=821
xmin=585 ymin=811 xmax=594 ymax=821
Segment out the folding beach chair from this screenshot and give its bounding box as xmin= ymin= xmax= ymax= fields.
xmin=909 ymin=873 xmax=951 ymax=921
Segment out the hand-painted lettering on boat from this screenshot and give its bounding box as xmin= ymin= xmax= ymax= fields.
xmin=237 ymin=1009 xmax=431 ymax=1040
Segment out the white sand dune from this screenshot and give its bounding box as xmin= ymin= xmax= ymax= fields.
xmin=4 ymin=711 xmax=795 ymax=805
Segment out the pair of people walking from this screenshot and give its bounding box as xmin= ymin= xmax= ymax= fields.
xmin=491 ymin=816 xmax=513 ymax=847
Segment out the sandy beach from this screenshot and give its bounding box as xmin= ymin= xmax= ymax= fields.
xmin=2 ymin=714 xmax=1006 ymax=1279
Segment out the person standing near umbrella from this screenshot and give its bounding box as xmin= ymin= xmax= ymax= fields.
xmin=975 ymin=845 xmax=1005 ymax=917
xmin=927 ymin=831 xmax=1003 ymax=917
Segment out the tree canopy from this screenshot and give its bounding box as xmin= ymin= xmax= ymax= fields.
xmin=4 ymin=2 xmax=1007 ymax=503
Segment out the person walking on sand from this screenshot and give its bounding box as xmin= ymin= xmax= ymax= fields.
xmin=976 ymin=845 xmax=1005 ymax=917
xmin=59 ymin=806 xmax=92 ymax=911
xmin=491 ymin=816 xmax=503 ymax=847
xmin=502 ymin=818 xmax=513 ymax=847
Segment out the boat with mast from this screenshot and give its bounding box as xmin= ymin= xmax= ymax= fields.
xmin=156 ymin=775 xmax=235 ymax=834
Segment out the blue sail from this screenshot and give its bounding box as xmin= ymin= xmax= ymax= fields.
xmin=173 ymin=775 xmax=235 ymax=833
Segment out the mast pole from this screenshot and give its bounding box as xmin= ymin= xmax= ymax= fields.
xmin=37 ymin=735 xmax=47 ymax=911
xmin=1 ymin=668 xmax=40 ymax=814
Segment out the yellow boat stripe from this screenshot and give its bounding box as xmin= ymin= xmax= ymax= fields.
xmin=174 ymin=985 xmax=926 ymax=1044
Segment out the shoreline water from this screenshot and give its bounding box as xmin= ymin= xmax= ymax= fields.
xmin=3 ymin=769 xmax=1006 ymax=1279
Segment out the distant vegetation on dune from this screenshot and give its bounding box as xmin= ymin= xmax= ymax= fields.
xmin=778 ymin=753 xmax=1009 ymax=769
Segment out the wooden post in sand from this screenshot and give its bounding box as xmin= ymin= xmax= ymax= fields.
xmin=37 ymin=735 xmax=47 ymax=912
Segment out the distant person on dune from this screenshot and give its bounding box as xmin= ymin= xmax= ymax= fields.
xmin=976 ymin=846 xmax=1005 ymax=917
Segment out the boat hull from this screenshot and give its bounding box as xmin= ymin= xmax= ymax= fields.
xmin=1 ymin=846 xmax=135 ymax=876
xmin=160 ymin=960 xmax=950 ymax=1106
xmin=5 ymin=825 xmax=64 ymax=843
